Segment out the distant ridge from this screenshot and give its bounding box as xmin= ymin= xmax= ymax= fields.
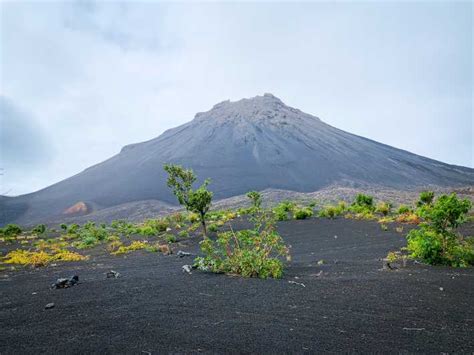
xmin=1 ymin=94 xmax=473 ymax=225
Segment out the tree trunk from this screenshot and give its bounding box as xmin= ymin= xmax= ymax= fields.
xmin=200 ymin=215 xmax=207 ymax=238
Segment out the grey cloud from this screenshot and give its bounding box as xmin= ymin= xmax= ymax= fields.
xmin=0 ymin=96 xmax=52 ymax=169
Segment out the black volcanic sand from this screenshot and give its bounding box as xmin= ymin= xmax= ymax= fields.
xmin=1 ymin=219 xmax=473 ymax=354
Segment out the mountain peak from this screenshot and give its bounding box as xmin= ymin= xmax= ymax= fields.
xmin=194 ymin=93 xmax=310 ymax=124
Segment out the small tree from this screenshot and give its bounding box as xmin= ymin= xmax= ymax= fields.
xmin=164 ymin=164 xmax=213 ymax=237
xmin=246 ymin=191 xmax=262 ymax=209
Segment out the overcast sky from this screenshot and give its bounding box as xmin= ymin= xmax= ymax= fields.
xmin=0 ymin=1 xmax=472 ymax=196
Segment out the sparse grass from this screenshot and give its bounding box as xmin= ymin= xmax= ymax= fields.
xmin=3 ymin=249 xmax=87 ymax=267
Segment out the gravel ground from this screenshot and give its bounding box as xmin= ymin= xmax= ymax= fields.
xmin=1 ymin=218 xmax=473 ymax=354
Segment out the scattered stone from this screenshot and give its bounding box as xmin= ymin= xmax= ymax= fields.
xmin=177 ymin=250 xmax=191 ymax=258
xmin=166 ymin=227 xmax=172 ymax=232
xmin=32 ymin=292 xmax=37 ymax=295
xmin=51 ymin=275 xmax=79 ymax=289
xmin=334 ymin=235 xmax=338 ymax=239
xmin=182 ymin=265 xmax=192 ymax=274
xmin=403 ymin=327 xmax=425 ymax=331
xmin=317 ymin=260 xmax=325 ymax=265
xmin=288 ymin=280 xmax=306 ymax=288
xmin=45 ymin=303 xmax=55 ymax=309
xmin=439 ymin=287 xmax=444 ymax=291
xmin=106 ymin=270 xmax=120 ymax=279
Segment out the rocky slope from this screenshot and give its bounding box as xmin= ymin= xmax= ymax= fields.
xmin=1 ymin=94 xmax=473 ymax=225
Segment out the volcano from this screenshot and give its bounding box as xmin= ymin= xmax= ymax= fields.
xmin=1 ymin=94 xmax=473 ymax=225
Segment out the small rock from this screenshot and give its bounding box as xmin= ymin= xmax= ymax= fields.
xmin=439 ymin=287 xmax=444 ymax=291
xmin=51 ymin=275 xmax=79 ymax=289
xmin=45 ymin=303 xmax=55 ymax=309
xmin=166 ymin=227 xmax=172 ymax=232
xmin=182 ymin=265 xmax=192 ymax=274
xmin=317 ymin=260 xmax=325 ymax=265
xmin=106 ymin=270 xmax=120 ymax=279
xmin=177 ymin=250 xmax=191 ymax=258
xmin=334 ymin=235 xmax=338 ymax=239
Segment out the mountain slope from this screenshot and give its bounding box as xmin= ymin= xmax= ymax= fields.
xmin=1 ymin=94 xmax=473 ymax=225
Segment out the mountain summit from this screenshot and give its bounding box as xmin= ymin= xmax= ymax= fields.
xmin=1 ymin=94 xmax=473 ymax=224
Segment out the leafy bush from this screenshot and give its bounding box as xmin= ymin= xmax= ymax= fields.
xmin=318 ymin=201 xmax=346 ymax=219
xmin=272 ymin=201 xmax=295 ymax=221
xmin=293 ymin=207 xmax=313 ymax=220
xmin=165 ymin=234 xmax=177 ymax=243
xmin=417 ymin=191 xmax=435 ymax=207
xmin=178 ymin=230 xmax=189 ymax=238
xmin=375 ymin=202 xmax=392 ymax=216
xmin=32 ymin=224 xmax=46 ymax=235
xmin=397 ymin=205 xmax=411 ymax=214
xmin=353 ymin=194 xmax=374 ymax=208
xmin=0 ymin=224 xmax=22 ymax=238
xmin=208 ymin=223 xmax=219 ymax=233
xmin=405 ymin=193 xmax=473 ymax=267
xmin=194 ymin=210 xmax=291 ymax=279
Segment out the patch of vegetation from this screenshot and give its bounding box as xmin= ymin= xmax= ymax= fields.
xmin=272 ymin=201 xmax=295 ymax=221
xmin=397 ymin=205 xmax=411 ymax=214
xmin=3 ymin=249 xmax=87 ymax=267
xmin=0 ymin=224 xmax=22 ymax=239
xmin=318 ymin=202 xmax=346 ymax=219
xmin=208 ymin=223 xmax=219 ymax=233
xmin=246 ymin=190 xmax=262 ymax=211
xmin=111 ymin=240 xmax=149 ymax=255
xmin=406 ymin=193 xmax=473 ymax=267
xmin=164 ymin=164 xmax=213 ymax=237
xmin=32 ymin=224 xmax=46 ymax=235
xmin=293 ymin=207 xmax=313 ymax=220
xmin=194 ymin=210 xmax=291 ymax=279
xmin=178 ymin=230 xmax=189 ymax=238
xmin=375 ymin=202 xmax=392 ymax=216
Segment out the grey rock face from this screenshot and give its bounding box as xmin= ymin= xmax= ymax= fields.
xmin=1 ymin=94 xmax=473 ymax=225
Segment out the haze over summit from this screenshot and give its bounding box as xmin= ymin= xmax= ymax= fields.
xmin=0 ymin=1 xmax=472 ymax=196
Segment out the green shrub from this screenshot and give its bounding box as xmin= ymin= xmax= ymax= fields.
xmin=293 ymin=207 xmax=313 ymax=220
xmin=32 ymin=224 xmax=46 ymax=235
xmin=405 ymin=193 xmax=473 ymax=267
xmin=397 ymin=205 xmax=411 ymax=214
xmin=178 ymin=230 xmax=189 ymax=238
xmin=375 ymin=202 xmax=392 ymax=216
xmin=246 ymin=191 xmax=262 ymax=209
xmin=60 ymin=223 xmax=68 ymax=231
xmin=1 ymin=224 xmax=22 ymax=238
xmin=417 ymin=191 xmax=435 ymax=207
xmin=208 ymin=223 xmax=219 ymax=233
xmin=194 ymin=210 xmax=290 ymax=279
xmin=272 ymin=201 xmax=295 ymax=221
xmin=318 ymin=201 xmax=346 ymax=219
xmin=353 ymin=194 xmax=374 ymax=208
xmin=165 ymin=234 xmax=177 ymax=243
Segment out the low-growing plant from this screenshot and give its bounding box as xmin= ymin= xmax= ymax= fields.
xmin=375 ymin=202 xmax=392 ymax=216
xmin=194 ymin=210 xmax=291 ymax=279
xmin=178 ymin=230 xmax=189 ymax=238
xmin=112 ymin=240 xmax=149 ymax=255
xmin=397 ymin=205 xmax=411 ymax=214
xmin=208 ymin=223 xmax=219 ymax=233
xmin=273 ymin=201 xmax=295 ymax=221
xmin=318 ymin=201 xmax=346 ymax=219
xmin=3 ymin=249 xmax=87 ymax=267
xmin=293 ymin=207 xmax=313 ymax=220
xmin=165 ymin=234 xmax=177 ymax=243
xmin=0 ymin=224 xmax=22 ymax=238
xmin=32 ymin=224 xmax=46 ymax=235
